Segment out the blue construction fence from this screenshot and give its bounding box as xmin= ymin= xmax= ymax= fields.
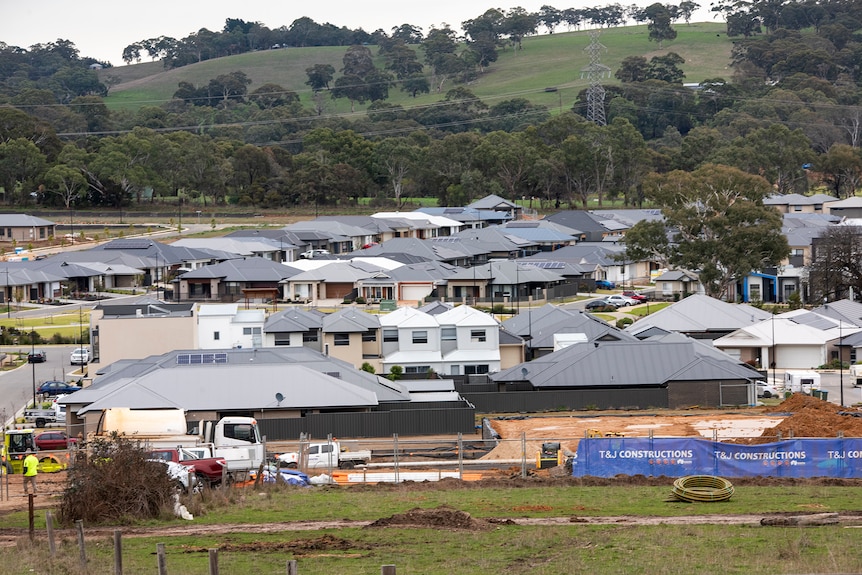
xmin=572 ymin=437 xmax=862 ymax=478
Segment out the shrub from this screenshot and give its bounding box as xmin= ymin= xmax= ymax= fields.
xmin=616 ymin=317 xmax=633 ymax=328
xmin=59 ymin=435 xmax=175 ymax=525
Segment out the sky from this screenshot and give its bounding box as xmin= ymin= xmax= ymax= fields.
xmin=1 ymin=0 xmax=718 ymax=66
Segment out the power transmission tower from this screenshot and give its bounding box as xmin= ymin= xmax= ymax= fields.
xmin=584 ymin=30 xmax=608 ymax=126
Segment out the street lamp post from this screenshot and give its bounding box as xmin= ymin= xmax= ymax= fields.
xmin=839 ymin=319 xmax=845 ymax=407
xmin=30 ymin=329 xmax=36 ymax=409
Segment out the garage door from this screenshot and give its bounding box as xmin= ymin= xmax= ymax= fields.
xmin=400 ymin=285 xmax=429 ymax=302
xmin=775 ymin=345 xmax=823 ymax=369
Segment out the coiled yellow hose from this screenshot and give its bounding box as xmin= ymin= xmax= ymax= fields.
xmin=671 ymin=475 xmax=734 ymax=502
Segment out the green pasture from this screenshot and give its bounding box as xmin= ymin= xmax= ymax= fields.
xmin=103 ymin=22 xmax=730 ymax=114
xmin=3 ymin=482 xmax=860 ymax=574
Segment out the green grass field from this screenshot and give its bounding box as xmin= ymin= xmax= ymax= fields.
xmin=3 ymin=481 xmax=860 ymax=574
xmin=102 ymin=22 xmax=731 ymax=114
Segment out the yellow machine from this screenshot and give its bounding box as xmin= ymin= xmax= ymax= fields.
xmin=536 ymin=442 xmax=564 ymax=469
xmin=586 ymin=429 xmax=625 ymax=438
xmin=1 ymin=429 xmax=67 ymax=474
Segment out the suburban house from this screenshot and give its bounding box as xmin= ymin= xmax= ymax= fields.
xmin=177 ymin=258 xmax=300 ymax=302
xmin=543 ymin=210 xmax=631 ymax=242
xmin=654 ymin=269 xmax=704 ymax=300
xmin=171 ymin=237 xmax=286 ymax=263
xmin=262 ymin=306 xmax=325 ymax=350
xmin=466 ymin=194 xmax=523 ymax=223
xmin=0 ymin=263 xmax=65 ymax=304
xmin=62 ymin=346 xmax=475 ymax=439
xmin=713 ymin=306 xmax=862 ymax=369
xmin=480 ymin=334 xmax=763 ymax=412
xmin=87 ymin=299 xmax=197 ymax=372
xmin=371 ymin=211 xmax=463 ymax=239
xmin=321 ymin=307 xmax=382 ymax=370
xmin=443 ymin=259 xmax=567 ymax=305
xmin=498 ymin=220 xmax=579 ymax=252
xmin=415 ymin=207 xmax=500 ymax=229
xmin=197 ymin=304 xmax=265 ymax=349
xmin=763 ymin=193 xmax=838 ymax=214
xmin=377 ymin=305 xmax=502 ymax=377
xmin=625 ymin=294 xmax=773 ymax=341
xmin=0 ymin=214 xmax=56 ymax=243
xmin=822 ymin=196 xmax=862 ymax=218
xmin=502 ymin=303 xmax=638 ymax=360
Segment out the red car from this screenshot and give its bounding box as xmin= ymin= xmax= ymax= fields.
xmin=622 ymin=290 xmax=647 ymax=302
xmin=34 ymin=431 xmax=77 ymax=451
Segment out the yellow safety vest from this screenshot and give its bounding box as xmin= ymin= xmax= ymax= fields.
xmin=23 ymin=454 xmax=38 ymax=477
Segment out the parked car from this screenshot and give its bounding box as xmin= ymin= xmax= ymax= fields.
xmin=622 ymin=291 xmax=648 ymax=302
xmin=70 ymin=347 xmax=90 ymax=365
xmin=35 ymin=430 xmax=77 ymax=451
xmin=27 ymin=349 xmax=47 ymax=363
xmin=757 ymin=382 xmax=780 ymax=399
xmin=300 ymin=249 xmax=330 ymax=259
xmin=604 ymin=294 xmax=638 ymax=307
xmin=585 ymin=299 xmax=617 ymax=312
xmin=37 ymin=380 xmax=82 ymax=396
xmin=595 ymin=280 xmax=616 ymax=290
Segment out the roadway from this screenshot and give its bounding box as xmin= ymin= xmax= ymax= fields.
xmin=0 ymin=344 xmax=82 ymax=426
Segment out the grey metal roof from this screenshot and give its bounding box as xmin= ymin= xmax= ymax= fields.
xmin=72 ymin=347 xmax=411 ymax=414
xmin=322 ymin=307 xmax=380 ymax=332
xmin=491 ymin=338 xmax=758 ymax=388
xmin=467 ymin=194 xmax=520 ymax=211
xmin=0 ymin=214 xmax=55 ymax=227
xmin=626 ymin=294 xmax=773 ymax=337
xmin=180 ymin=258 xmax=301 ymax=281
xmin=263 ymin=307 xmax=324 ymax=333
xmin=501 ymin=304 xmax=637 ymax=349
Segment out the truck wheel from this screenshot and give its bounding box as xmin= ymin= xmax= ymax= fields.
xmin=35 ymin=418 xmax=46 ymax=428
xmin=340 ymin=461 xmax=356 ymax=470
xmin=195 ymin=473 xmax=210 ymax=489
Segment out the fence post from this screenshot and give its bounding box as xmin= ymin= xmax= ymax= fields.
xmin=45 ymin=511 xmax=56 ymax=556
xmin=28 ymin=494 xmax=35 ymax=542
xmin=381 ymin=565 xmax=396 ymax=575
xmin=286 ymin=559 xmax=298 ymax=575
xmin=393 ymin=434 xmax=399 ymax=483
xmin=457 ymin=433 xmax=463 ymax=480
xmin=208 ymin=548 xmax=219 ymax=575
xmin=157 ymin=542 xmax=168 ymax=575
xmin=75 ymin=519 xmax=87 ymax=571
xmin=113 ymin=530 xmax=123 ymax=575
xmin=521 ymin=432 xmax=527 ymax=478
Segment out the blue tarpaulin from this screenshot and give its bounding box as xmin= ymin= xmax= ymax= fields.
xmin=572 ymin=437 xmax=862 ymax=478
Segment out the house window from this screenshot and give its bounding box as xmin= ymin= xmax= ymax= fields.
xmin=242 ymin=327 xmax=262 ymax=335
xmin=334 ymin=333 xmax=350 ymax=346
xmin=749 ymin=285 xmax=761 ymax=301
xmin=213 ymin=331 xmax=220 ymax=341
xmin=383 ymin=329 xmax=398 ymax=342
xmin=362 ymin=329 xmax=377 ymax=342
xmin=274 ymin=334 xmax=290 ymax=346
xmin=793 ymin=205 xmax=802 ymax=211
xmin=405 ymin=365 xmax=431 ymax=374
xmin=39 ymin=228 xmax=45 ymax=239
xmin=302 ymin=331 xmax=318 ymax=343
xmin=441 ymin=327 xmax=456 ymax=341
xmin=412 ymin=330 xmax=428 ymax=344
xmin=471 ymin=329 xmax=486 ymax=343
xmin=464 ymin=364 xmax=490 ymax=375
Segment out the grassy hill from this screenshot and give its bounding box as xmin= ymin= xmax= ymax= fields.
xmin=101 ymin=22 xmax=731 ymax=115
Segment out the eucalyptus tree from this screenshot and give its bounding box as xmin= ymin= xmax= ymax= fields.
xmin=639 ymin=164 xmax=789 ymax=299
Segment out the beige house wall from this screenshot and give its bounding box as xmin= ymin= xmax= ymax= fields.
xmin=499 ymin=343 xmax=525 ymax=371
xmin=323 ymin=332 xmax=364 ymax=368
xmin=91 ymin=311 xmax=197 ymax=370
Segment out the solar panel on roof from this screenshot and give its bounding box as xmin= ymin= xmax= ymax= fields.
xmin=432 ymin=237 xmax=462 ymax=242
xmin=176 ymin=353 xmax=228 ymax=365
xmin=525 ymin=261 xmax=565 ymax=269
xmin=104 ymin=239 xmax=153 ymax=250
xmin=506 ymin=222 xmax=539 ymax=228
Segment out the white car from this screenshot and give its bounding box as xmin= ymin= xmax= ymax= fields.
xmin=300 ymin=249 xmax=330 ymax=259
xmin=757 ymin=382 xmax=780 ymax=399
xmin=148 ymin=459 xmax=199 ymax=493
xmin=604 ymin=294 xmax=638 ymax=307
xmin=70 ymin=347 xmax=90 ymax=365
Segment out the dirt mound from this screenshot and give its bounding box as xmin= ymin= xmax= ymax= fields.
xmin=366 ymin=505 xmax=493 ymax=531
xmin=181 ymin=534 xmax=367 ymax=554
xmin=745 ymin=393 xmax=862 ymax=444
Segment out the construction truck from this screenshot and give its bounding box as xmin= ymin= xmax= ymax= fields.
xmin=1 ymin=429 xmax=68 ymax=474
xmin=96 ymin=408 xmax=265 ymax=479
